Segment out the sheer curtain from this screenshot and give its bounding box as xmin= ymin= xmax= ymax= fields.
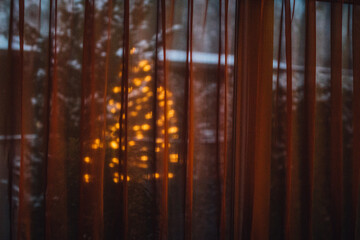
xmin=0 ymin=0 xmax=359 ymax=239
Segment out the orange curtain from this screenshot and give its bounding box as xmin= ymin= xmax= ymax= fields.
xmin=0 ymin=0 xmax=359 ymax=240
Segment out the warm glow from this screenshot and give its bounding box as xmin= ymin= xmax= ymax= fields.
xmin=133 ymin=125 xmax=140 ymax=131
xmin=159 ymin=101 xmax=164 ymax=107
xmin=143 ymin=64 xmax=151 ymax=72
xmin=130 ymin=111 xmax=138 ymax=117
xmin=137 ymin=163 xmax=148 ymax=169
xmin=155 ymin=147 xmax=160 ymax=152
xmin=129 ymin=140 xmax=135 ymax=146
xmin=154 ymin=173 xmax=160 ymax=179
xmin=110 ymin=108 xmax=116 ymax=114
xmin=136 ymin=132 xmax=144 ymax=140
xmin=145 ymin=112 xmax=152 ymax=119
xmin=113 ymin=177 xmax=119 ymax=183
xmin=109 ymin=99 xmax=114 ymax=105
xmin=135 ymin=105 xmax=142 ymax=111
xmin=168 ymin=173 xmax=174 ymax=178
xmin=169 ymin=154 xmax=178 ymax=163
xmin=109 ymin=163 xmax=115 ymax=168
xmin=133 ymin=78 xmax=142 ymax=86
xmin=144 ymin=75 xmax=151 ymax=82
xmin=114 ymin=172 xmax=119 ymax=177
xmin=84 ymin=174 xmax=90 ymax=183
xmin=115 ymin=123 xmax=120 ymax=129
xmin=110 ymin=141 xmax=119 ymax=149
xmin=112 ymin=158 xmax=119 ymax=164
xmin=168 ymin=126 xmax=178 ymax=134
xmin=168 ymin=109 xmax=175 ymax=118
xmin=138 ymin=60 xmax=148 ymax=68
xmin=156 ymin=138 xmax=163 ymax=143
xmin=130 ymin=47 xmax=136 ymax=54
xmin=141 ymin=124 xmax=150 ymax=131
xmin=116 ymin=103 xmax=121 ymax=110
xmin=113 ymin=86 xmax=121 ymax=93
xmin=142 ymin=86 xmax=150 ymax=93
xmin=84 ymin=156 xmax=91 ymax=163
xmin=140 ymin=155 xmax=148 ymax=161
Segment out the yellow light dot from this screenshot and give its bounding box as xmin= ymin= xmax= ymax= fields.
xmin=155 ymin=147 xmax=160 ymax=152
xmin=128 ymin=87 xmax=133 ymax=93
xmin=110 ymin=108 xmax=116 ymax=114
xmin=158 ymin=92 xmax=164 ymax=100
xmin=84 ymin=156 xmax=91 ymax=163
xmin=109 ymin=163 xmax=115 ymax=168
xmin=91 ymin=143 xmax=99 ymax=149
xmin=112 ymin=158 xmax=119 ymax=164
xmin=147 ymin=92 xmax=153 ymax=97
xmin=145 ymin=112 xmax=152 ymax=119
xmin=141 ymin=124 xmax=150 ymax=131
xmin=168 ymin=127 xmax=178 ymax=134
xmin=130 ymin=47 xmax=136 ymax=54
xmin=169 ymin=154 xmax=178 ymax=163
xmin=156 ymin=138 xmax=163 ymax=143
xmin=143 ymin=65 xmax=151 ymax=72
xmin=136 ymin=132 xmax=144 ymax=140
xmin=142 ymin=96 xmax=148 ymax=102
xmin=138 ymin=163 xmax=148 ymax=169
xmin=142 ymin=86 xmax=150 ymax=93
xmin=138 ymin=60 xmax=148 ymax=67
xmin=114 ymin=172 xmax=119 ymax=177
xmin=113 ymin=177 xmax=119 ymax=183
xmin=140 ymin=155 xmax=148 ymax=161
xmin=129 ymin=141 xmax=135 ymax=146
xmin=168 ymin=100 xmax=173 ymax=105
xmin=121 ymin=145 xmax=125 ymax=150
xmin=84 ymin=174 xmax=90 ymax=183
xmin=116 ymin=123 xmax=120 ymax=129
xmin=128 ymin=101 xmax=133 ymax=107
xmin=159 ymin=101 xmax=164 ymax=107
xmin=154 ymin=173 xmax=160 ymax=179
xmin=157 ymin=119 xmax=163 ymax=126
xmin=113 ymin=86 xmax=121 ymax=93
xmin=168 ymin=173 xmax=174 ymax=178
xmin=133 ymin=78 xmax=142 ymax=86
xmin=127 ymin=176 xmax=130 ymax=181
xmin=135 ymin=105 xmax=142 ymax=111
xmin=130 ymin=111 xmax=138 ymax=117
xmin=133 ymin=125 xmax=140 ymax=131
xmin=118 ymin=72 xmax=122 ymax=77
xmin=109 ymin=99 xmax=114 ymax=105
xmin=116 ymin=103 xmax=121 ymax=110
xmin=168 ymin=110 xmax=175 ymax=118
xmin=144 ymin=75 xmax=151 ymax=82
xmin=121 ymin=175 xmax=124 ymax=180
xmin=110 ymin=141 xmax=119 ymax=149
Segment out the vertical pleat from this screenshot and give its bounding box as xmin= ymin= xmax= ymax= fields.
xmin=17 ymin=0 xmax=31 ymax=237
xmin=160 ymin=0 xmax=169 ymax=239
xmin=220 ymin=1 xmax=229 ymax=239
xmin=352 ymin=2 xmax=360 ymax=239
xmin=45 ymin=0 xmax=69 ymax=238
xmin=233 ymin=0 xmax=273 ymax=239
xmin=120 ymin=0 xmax=129 ymax=239
xmin=284 ymin=0 xmax=293 ymax=238
xmin=302 ymin=0 xmax=316 ymax=239
xmin=216 ymin=0 xmax=222 ymax=238
xmin=185 ymin=0 xmax=194 ymax=239
xmin=330 ymin=2 xmax=343 ymax=239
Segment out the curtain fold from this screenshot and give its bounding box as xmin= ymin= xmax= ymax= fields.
xmin=1 ymin=0 xmax=359 ymax=239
